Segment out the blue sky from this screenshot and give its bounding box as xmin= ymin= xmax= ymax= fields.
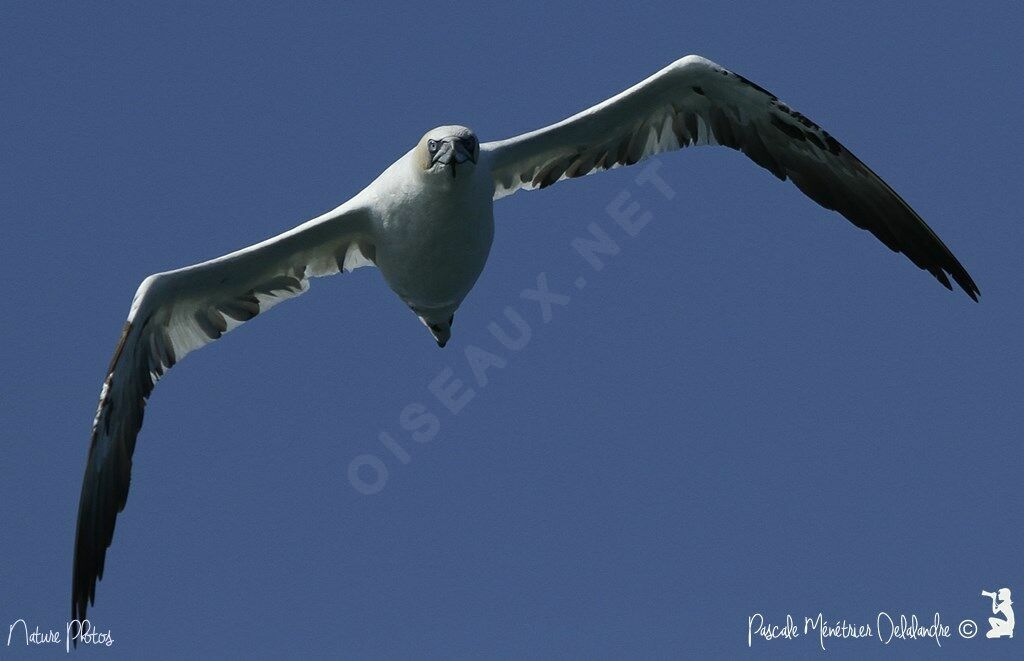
xmin=1 ymin=2 xmax=1021 ymax=659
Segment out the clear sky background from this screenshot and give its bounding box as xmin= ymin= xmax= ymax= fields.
xmin=1 ymin=2 xmax=1021 ymax=659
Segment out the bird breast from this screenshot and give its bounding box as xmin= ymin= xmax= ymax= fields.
xmin=368 ymin=155 xmax=495 ymax=309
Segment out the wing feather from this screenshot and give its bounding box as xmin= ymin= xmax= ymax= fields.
xmin=72 ymin=202 xmax=374 ymax=624
xmin=484 ymin=55 xmax=978 ymax=299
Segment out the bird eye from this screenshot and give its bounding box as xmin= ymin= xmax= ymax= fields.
xmin=427 ymin=139 xmax=438 ymax=153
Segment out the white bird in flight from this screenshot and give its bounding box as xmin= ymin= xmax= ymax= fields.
xmin=73 ymin=55 xmax=978 ymax=623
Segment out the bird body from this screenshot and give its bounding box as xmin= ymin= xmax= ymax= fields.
xmin=366 ymin=127 xmax=495 ymax=344
xmin=73 ymin=55 xmax=979 ymax=626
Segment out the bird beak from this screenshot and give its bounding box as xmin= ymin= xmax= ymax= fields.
xmin=453 ymin=138 xmax=476 ymax=165
xmin=431 ymin=138 xmax=476 ymax=178
xmin=432 ymin=139 xmax=476 ymax=167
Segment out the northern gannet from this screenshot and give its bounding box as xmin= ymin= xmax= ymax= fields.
xmin=73 ymin=55 xmax=978 ymax=624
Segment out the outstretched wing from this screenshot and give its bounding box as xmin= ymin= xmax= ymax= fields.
xmin=483 ymin=55 xmax=978 ymax=299
xmin=73 ymin=202 xmax=376 ymax=624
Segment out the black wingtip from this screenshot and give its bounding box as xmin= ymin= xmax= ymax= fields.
xmin=959 ymin=273 xmax=981 ymax=303
xmin=945 ymin=264 xmax=980 ymax=302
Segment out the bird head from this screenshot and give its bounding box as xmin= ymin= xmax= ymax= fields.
xmin=417 ymin=125 xmax=478 ymax=178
